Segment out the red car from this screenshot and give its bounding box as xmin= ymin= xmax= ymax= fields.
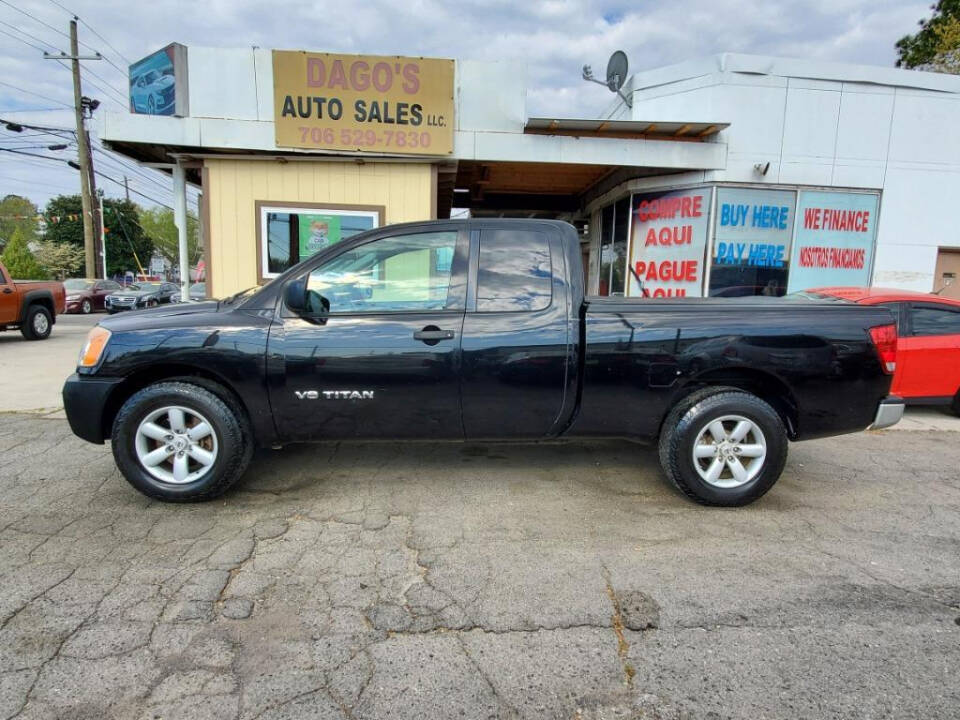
xmin=805 ymin=287 xmax=960 ymax=415
xmin=63 ymin=278 xmax=123 ymax=314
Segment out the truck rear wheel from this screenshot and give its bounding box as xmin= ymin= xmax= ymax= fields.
xmin=111 ymin=381 xmax=252 ymax=502
xmin=658 ymin=388 xmax=788 ymax=506
xmin=20 ymin=305 xmax=52 ymax=340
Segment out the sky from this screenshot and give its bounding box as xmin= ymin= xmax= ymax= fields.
xmin=0 ymin=0 xmax=934 ymax=216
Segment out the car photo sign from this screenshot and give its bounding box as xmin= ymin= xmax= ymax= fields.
xmin=129 ymin=43 xmax=189 ymax=117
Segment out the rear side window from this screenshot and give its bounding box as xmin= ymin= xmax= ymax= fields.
xmin=476 ymin=230 xmax=552 ymax=312
xmin=910 ymin=304 xmax=960 ymax=336
xmin=876 ymin=302 xmax=904 ymax=333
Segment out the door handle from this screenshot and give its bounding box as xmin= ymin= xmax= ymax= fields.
xmin=2 ymin=288 xmax=12 ymax=294
xmin=413 ymin=326 xmax=455 ymax=345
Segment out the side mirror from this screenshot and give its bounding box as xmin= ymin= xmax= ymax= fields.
xmin=284 ymin=279 xmax=308 ymax=312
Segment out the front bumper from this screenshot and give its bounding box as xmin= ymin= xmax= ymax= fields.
xmin=870 ymin=396 xmax=905 ymax=430
xmin=62 ymin=373 xmax=125 ymax=444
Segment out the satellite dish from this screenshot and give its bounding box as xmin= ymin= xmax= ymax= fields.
xmin=582 ymin=51 xmax=632 ymax=107
xmin=606 ymin=51 xmax=628 ymax=92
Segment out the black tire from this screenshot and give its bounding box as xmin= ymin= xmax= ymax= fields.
xmin=658 ymin=387 xmax=788 ymax=506
xmin=81 ymin=298 xmax=92 ymax=314
xmin=111 ymin=381 xmax=252 ymax=502
xmin=951 ymin=392 xmax=960 ymax=418
xmin=20 ymin=305 xmax=52 ymax=341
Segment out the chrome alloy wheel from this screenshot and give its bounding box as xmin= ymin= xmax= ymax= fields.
xmin=691 ymin=414 xmax=767 ymax=488
xmin=134 ymin=406 xmax=218 ymax=484
xmin=33 ymin=311 xmax=49 ymax=335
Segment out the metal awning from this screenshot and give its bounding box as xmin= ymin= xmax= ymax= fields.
xmin=524 ymin=117 xmax=729 ymax=139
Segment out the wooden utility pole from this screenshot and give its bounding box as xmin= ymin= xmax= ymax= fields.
xmin=45 ymin=20 xmax=103 ymax=278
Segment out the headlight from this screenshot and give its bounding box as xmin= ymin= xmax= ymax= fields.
xmin=78 ymin=326 xmax=111 ymax=368
xmin=66 ymin=294 xmax=80 ymax=301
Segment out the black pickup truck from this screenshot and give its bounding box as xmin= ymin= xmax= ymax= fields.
xmin=63 ymin=219 xmax=903 ymax=506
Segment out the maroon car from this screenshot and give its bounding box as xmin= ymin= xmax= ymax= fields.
xmin=64 ymin=278 xmax=123 ymax=314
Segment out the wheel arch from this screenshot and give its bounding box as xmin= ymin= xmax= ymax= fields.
xmin=101 ymin=363 xmax=257 ymax=444
xmin=665 ymin=368 xmax=799 ymax=439
xmin=20 ymin=290 xmax=56 ymax=324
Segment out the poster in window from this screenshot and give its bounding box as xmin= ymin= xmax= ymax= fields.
xmin=710 ymin=188 xmax=796 ymax=297
xmin=627 ymin=188 xmax=711 ymax=297
xmin=787 ymin=191 xmax=879 ymax=293
xmin=298 ymin=214 xmax=343 ymax=259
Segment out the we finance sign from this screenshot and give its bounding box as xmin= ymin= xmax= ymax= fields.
xmin=786 ymin=191 xmax=879 ymax=293
xmin=272 ymin=51 xmax=454 ymax=155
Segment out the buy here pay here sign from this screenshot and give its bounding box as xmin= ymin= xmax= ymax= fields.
xmin=273 ymin=51 xmax=455 ymax=155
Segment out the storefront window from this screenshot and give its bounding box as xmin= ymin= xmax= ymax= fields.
xmin=598 ymin=204 xmax=614 ymax=296
xmin=258 ymin=203 xmax=381 ymax=280
xmin=596 ymin=199 xmax=630 ymax=296
xmin=786 ymin=191 xmax=879 ymax=293
xmin=611 ymin=197 xmax=629 ymax=295
xmin=628 ymin=187 xmax=711 ymax=297
xmin=709 ymin=188 xmax=795 ymax=297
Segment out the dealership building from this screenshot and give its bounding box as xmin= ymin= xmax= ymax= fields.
xmin=102 ymin=47 xmax=960 ymax=300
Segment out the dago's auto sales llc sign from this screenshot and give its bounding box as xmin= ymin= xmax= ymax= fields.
xmin=272 ymin=51 xmax=454 ymax=155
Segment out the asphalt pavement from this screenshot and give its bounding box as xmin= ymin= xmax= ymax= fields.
xmin=0 ymin=312 xmax=100 ymax=413
xmin=0 ymin=416 xmax=958 ymax=719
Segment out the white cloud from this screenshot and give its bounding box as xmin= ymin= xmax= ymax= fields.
xmin=0 ymin=0 xmax=935 ymax=210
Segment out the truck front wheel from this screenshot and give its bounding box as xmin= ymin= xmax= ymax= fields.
xmin=21 ymin=305 xmax=52 ymax=340
xmin=111 ymin=381 xmax=252 ymax=502
xmin=658 ymin=388 xmax=788 ymax=506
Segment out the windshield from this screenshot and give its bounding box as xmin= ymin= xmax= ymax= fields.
xmin=128 ymin=282 xmax=161 ymax=292
xmin=64 ymin=279 xmax=94 ymax=291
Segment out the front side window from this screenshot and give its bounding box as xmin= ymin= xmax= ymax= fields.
xmin=910 ymin=304 xmax=960 ymax=336
xmin=260 ymin=204 xmax=380 ymax=278
xmin=306 ymin=231 xmax=459 ymax=314
xmin=476 ymin=229 xmax=552 ymax=312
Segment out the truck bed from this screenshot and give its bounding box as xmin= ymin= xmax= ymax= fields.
xmin=576 ymin=295 xmax=895 ymax=440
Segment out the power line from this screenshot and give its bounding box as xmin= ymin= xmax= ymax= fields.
xmin=0 ymin=116 xmax=76 ymax=133
xmin=0 ymin=81 xmax=71 ymax=108
xmin=0 ymin=106 xmax=66 ymax=113
xmin=0 ymin=146 xmax=170 ymax=207
xmin=0 ymin=26 xmax=48 ymax=54
xmin=0 ymin=20 xmax=60 ymax=53
xmin=40 ymin=0 xmax=131 ymax=77
xmin=0 ymin=0 xmax=97 ymax=53
xmin=48 ymin=58 xmax=126 ymax=109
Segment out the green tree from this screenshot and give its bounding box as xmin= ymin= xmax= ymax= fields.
xmin=43 ymin=195 xmax=154 ymax=277
xmin=33 ymin=240 xmax=86 ymax=280
xmin=0 ymin=194 xmax=40 ymax=251
xmin=897 ymin=0 xmax=960 ymax=71
xmin=0 ymin=227 xmax=47 ymax=279
xmin=138 ymin=206 xmax=203 ymax=267
xmin=42 ymin=195 xmax=85 ymax=249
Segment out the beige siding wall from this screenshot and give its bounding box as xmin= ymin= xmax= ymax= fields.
xmin=204 ymin=159 xmax=435 ymax=296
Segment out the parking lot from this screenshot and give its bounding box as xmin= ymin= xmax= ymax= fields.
xmin=1 ymin=316 xmax=958 ymax=719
